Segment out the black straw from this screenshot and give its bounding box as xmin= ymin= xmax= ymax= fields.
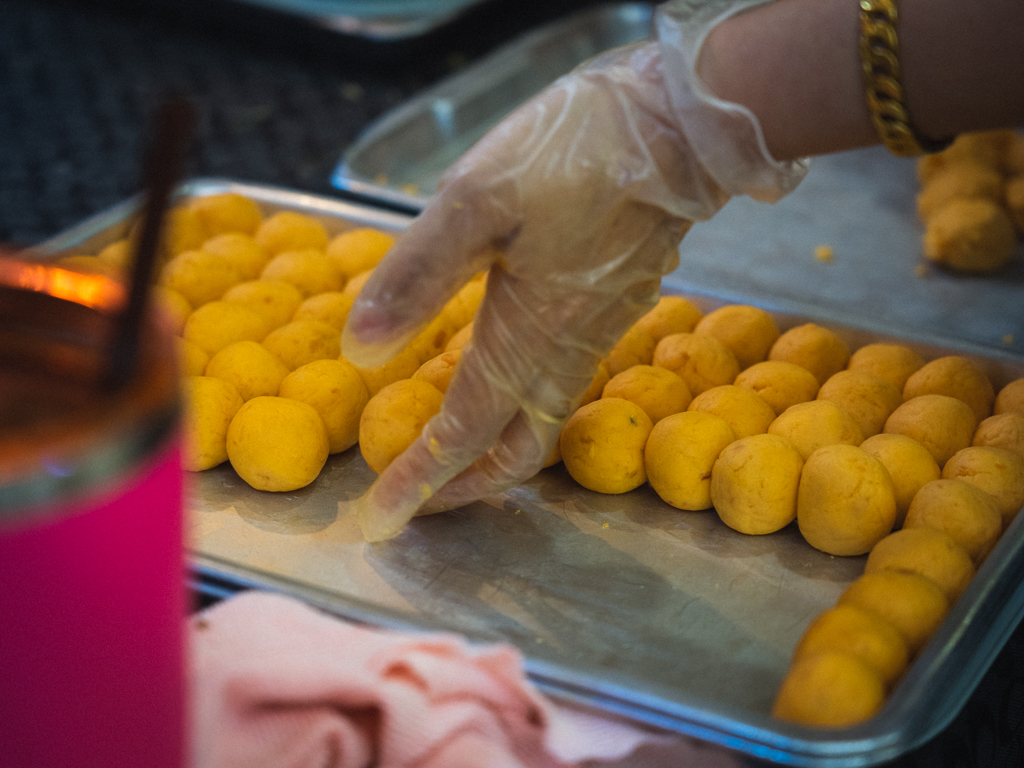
xmin=104 ymin=95 xmax=196 ymax=391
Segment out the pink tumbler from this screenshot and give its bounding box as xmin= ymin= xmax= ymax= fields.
xmin=0 ymin=255 xmax=185 ymax=766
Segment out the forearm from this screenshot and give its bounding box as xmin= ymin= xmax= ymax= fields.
xmin=699 ymin=0 xmax=1024 ymax=162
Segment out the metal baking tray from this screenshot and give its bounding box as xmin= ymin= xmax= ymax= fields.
xmin=38 ymin=175 xmax=1024 ymax=767
xmin=331 ymin=2 xmax=655 ymax=208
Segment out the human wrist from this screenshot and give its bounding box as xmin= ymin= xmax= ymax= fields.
xmin=697 ymin=0 xmax=876 ymax=162
xmin=655 ymin=0 xmax=809 ymax=205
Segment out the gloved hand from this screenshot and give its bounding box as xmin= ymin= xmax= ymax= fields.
xmin=342 ymin=0 xmax=808 ymax=542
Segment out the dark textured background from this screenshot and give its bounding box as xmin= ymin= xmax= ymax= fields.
xmin=1 ymin=1 xmax=1022 ymax=765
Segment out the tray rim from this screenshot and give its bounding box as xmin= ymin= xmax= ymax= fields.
xmin=41 ymin=177 xmax=1024 ymax=767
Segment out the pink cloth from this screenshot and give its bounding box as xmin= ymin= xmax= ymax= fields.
xmin=189 ymin=591 xmax=745 ymax=768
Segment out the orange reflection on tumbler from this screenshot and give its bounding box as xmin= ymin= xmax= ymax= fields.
xmin=0 ymin=255 xmax=125 ymax=311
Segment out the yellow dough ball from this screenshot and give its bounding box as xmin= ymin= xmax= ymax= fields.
xmin=837 ymin=571 xmax=950 ymax=655
xmin=153 ymin=286 xmax=192 ymax=336
xmin=601 ymin=324 xmax=657 ymax=378
xmin=768 ymin=400 xmax=864 ymax=460
xmin=693 ymin=304 xmax=779 ymax=370
xmin=797 ymin=444 xmax=897 ymax=556
xmin=222 ymin=279 xmax=305 ymax=331
xmin=157 ymin=206 xmax=211 ymax=258
xmin=950 ymin=131 xmax=1015 ymax=167
xmin=792 ymin=605 xmax=909 ymax=690
xmin=182 ymin=376 xmax=244 ymax=471
xmin=160 ymin=248 xmax=243 ymax=308
xmin=445 ymin=321 xmax=474 ymax=353
xmin=903 ymin=356 xmax=995 ymax=424
xmin=974 ymin=412 xmax=1024 ymax=459
xmin=292 ymin=291 xmax=355 ymax=331
xmin=923 ymin=198 xmax=1016 ymax=273
xmin=579 ymin=362 xmax=611 ymax=407
xmin=917 ymin=133 xmax=1009 ymax=182
xmin=561 ymin=397 xmax=654 ymax=495
xmin=183 ymin=300 xmax=271 ymax=356
xmin=859 ymin=433 xmax=941 ymax=527
xmin=769 ymin=323 xmax=851 ymax=385
xmin=1004 ymin=133 xmax=1024 ymax=175
xmin=904 ymin=479 xmax=1003 ymax=565
xmin=847 ymin=343 xmax=925 ymax=393
xmin=652 ymin=332 xmax=741 ymax=397
xmin=188 ymin=192 xmax=263 ymax=236
xmin=204 ymin=340 xmax=290 ymax=401
xmin=354 ymin=347 xmax=423 ymax=397
xmin=916 ymin=162 xmax=1004 ymax=221
xmin=865 ymin=528 xmax=976 ymax=604
xmin=884 ymin=394 xmax=977 ymax=467
xmin=226 ymin=396 xmax=329 ymax=492
xmin=995 ymin=378 xmax=1024 ymax=416
xmin=261 ymin=319 xmax=341 ymax=371
xmin=772 ymin=652 xmax=886 ymax=728
xmin=602 ymin=364 xmax=692 ymax=424
xmin=254 ymin=211 xmax=329 ymax=255
xmin=817 ymin=370 xmax=903 ymax=439
xmin=412 ymin=350 xmax=462 ymax=394
xmin=260 ymin=248 xmax=343 ymax=297
xmin=176 ymin=337 xmax=210 ymax=377
xmin=710 ymin=433 xmax=803 ymax=534
xmin=406 ymin=314 xmax=461 ymax=365
xmin=96 ymin=238 xmax=133 ymax=270
xmin=341 ymin=269 xmax=372 ymax=298
xmin=634 ymin=295 xmax=703 ymax=342
xmin=543 ymin=438 xmax=563 ymax=469
xmin=325 ymin=227 xmax=395 ymax=279
xmin=687 ymin=384 xmax=777 ymax=439
xmin=441 ymin=280 xmax=486 ymax=331
xmin=644 ymin=411 xmax=735 ymax=511
xmin=1005 ymin=174 xmax=1024 ymax=233
xmin=359 ymin=379 xmax=444 ymax=474
xmin=734 ymin=360 xmax=820 ymax=416
xmin=942 ymin=446 xmax=1024 ymax=529
xmin=279 ymin=358 xmax=370 ymax=454
xmin=201 ymin=232 xmax=270 ymax=280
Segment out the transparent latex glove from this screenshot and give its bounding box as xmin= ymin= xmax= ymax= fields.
xmin=343 ymin=2 xmax=807 ymax=542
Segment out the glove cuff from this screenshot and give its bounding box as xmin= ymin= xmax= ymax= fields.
xmin=656 ymin=0 xmax=809 ymax=205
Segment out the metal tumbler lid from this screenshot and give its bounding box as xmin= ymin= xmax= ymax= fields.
xmin=0 ymin=254 xmax=179 ymax=520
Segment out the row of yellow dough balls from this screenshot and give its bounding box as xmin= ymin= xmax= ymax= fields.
xmin=180 ymin=278 xmax=484 ymax=492
xmin=556 ymin=298 xmax=1022 ymax=513
xmin=772 ymin=524 xmax=977 ymax=728
xmin=88 ymin=192 xmax=476 ymax=493
xmin=352 ymin=295 xmax=1024 ymax=540
xmin=916 ymin=130 xmax=1024 ymax=273
xmin=772 ymin=439 xmax=1024 ymax=728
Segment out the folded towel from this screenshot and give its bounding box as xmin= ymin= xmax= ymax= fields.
xmin=189 ymin=591 xmax=743 ymax=768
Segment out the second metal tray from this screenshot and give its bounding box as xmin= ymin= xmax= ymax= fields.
xmin=331 ymin=2 xmax=655 ymax=208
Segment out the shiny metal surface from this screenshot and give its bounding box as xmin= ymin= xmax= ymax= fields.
xmin=331 ymin=3 xmax=656 ymax=208
xmin=42 ymin=176 xmax=1024 ymax=766
xmin=223 ymin=0 xmax=490 ymax=41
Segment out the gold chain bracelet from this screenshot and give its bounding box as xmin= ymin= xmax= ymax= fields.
xmin=859 ymin=0 xmax=954 ymax=157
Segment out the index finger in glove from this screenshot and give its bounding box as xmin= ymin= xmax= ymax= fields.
xmin=356 ymin=268 xmax=588 ymax=542
xmin=341 ymin=146 xmax=523 ymax=370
